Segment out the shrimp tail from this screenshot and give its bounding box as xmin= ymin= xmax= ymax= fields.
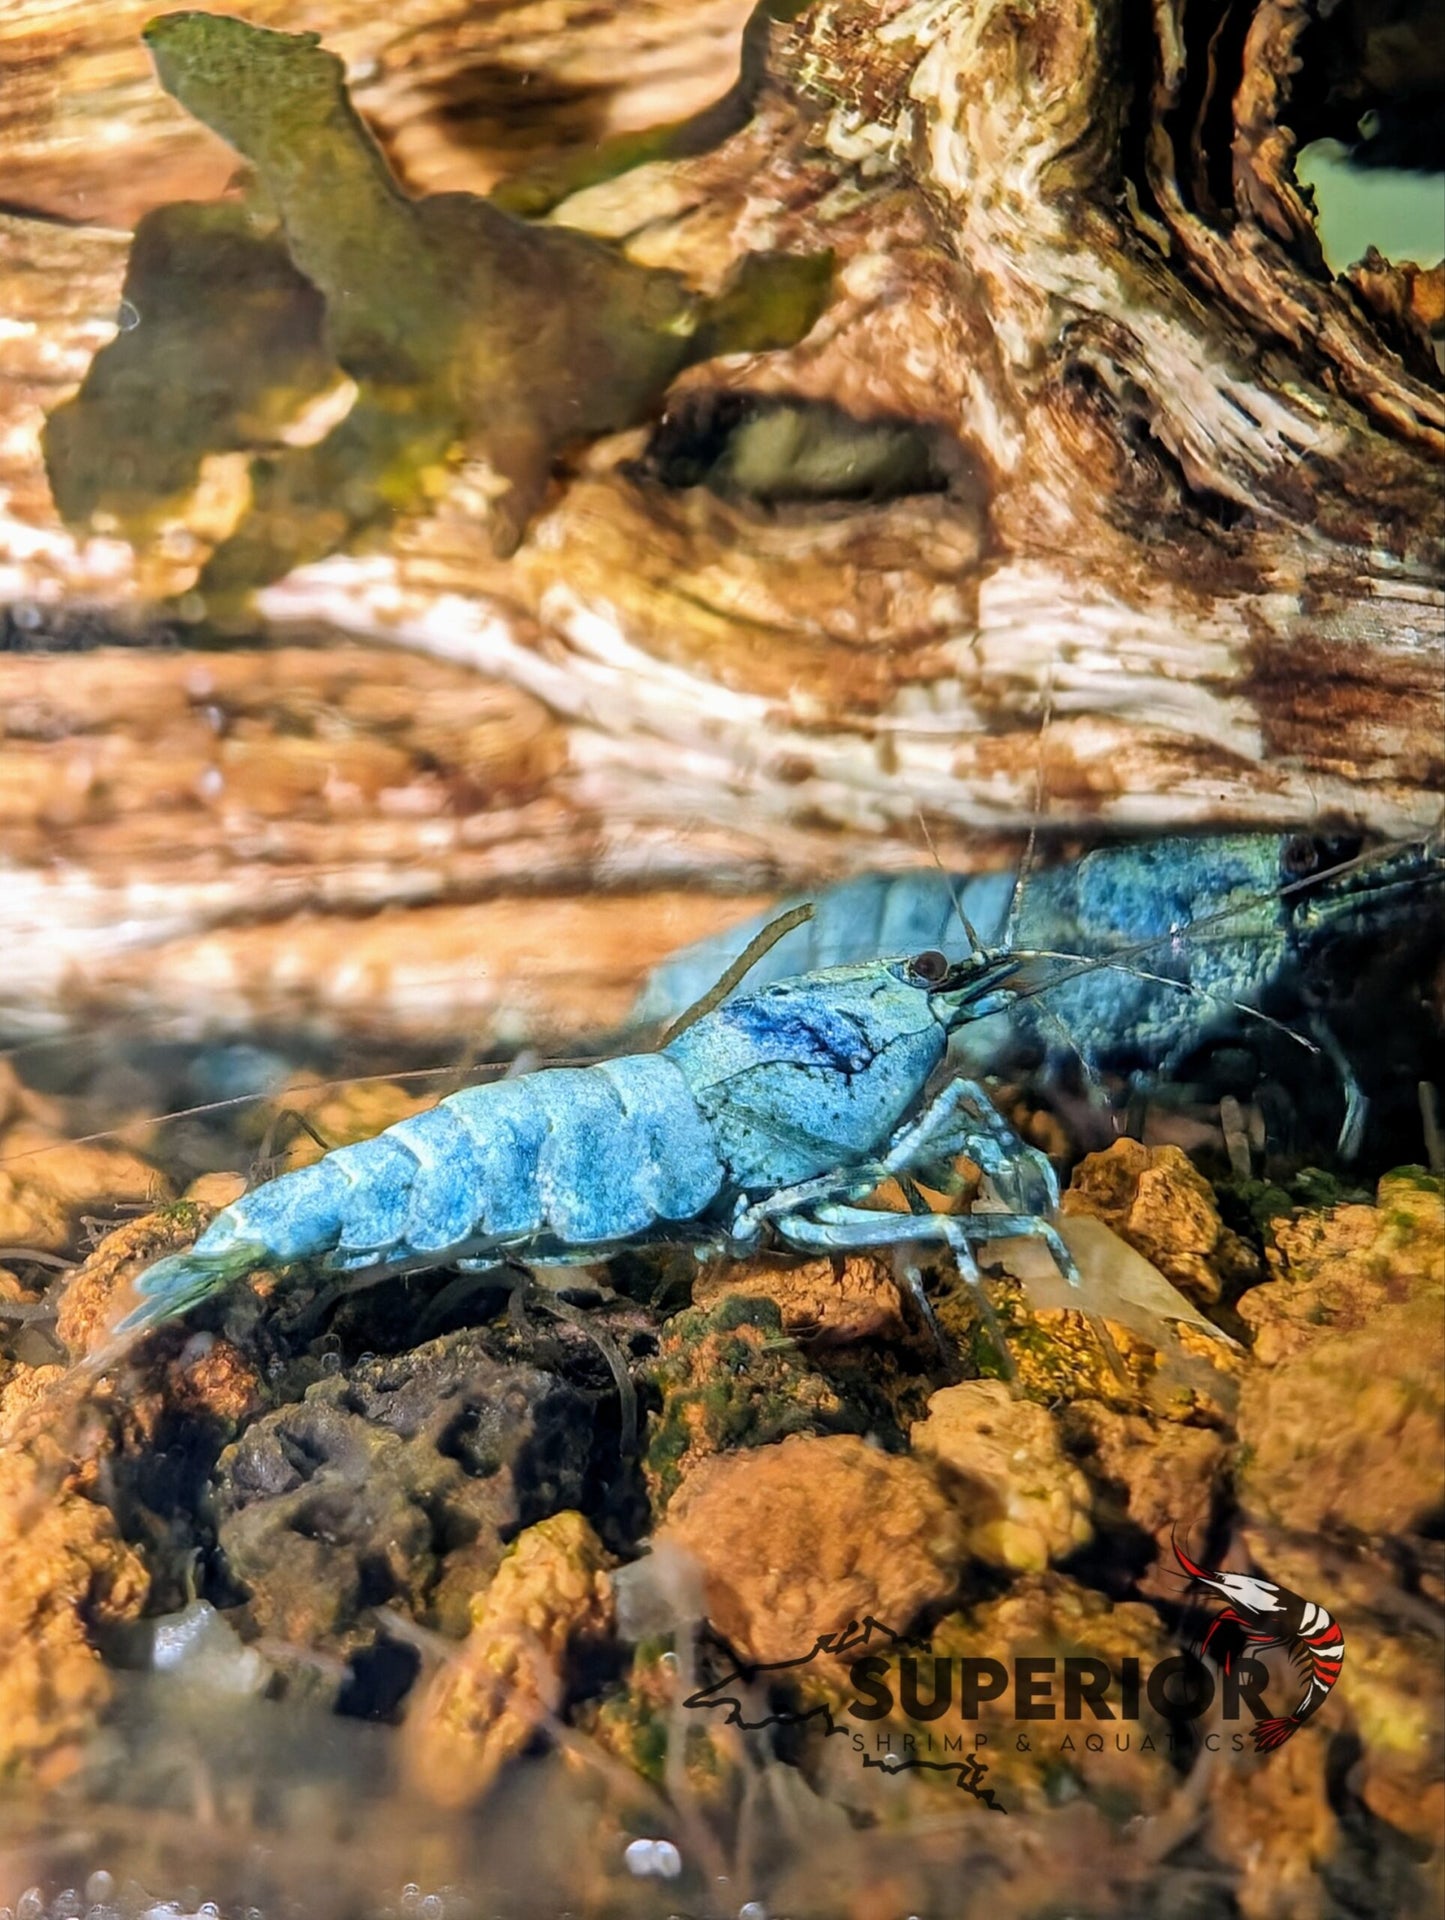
xmin=1252 ymin=1715 xmax=1301 ymax=1753
xmin=116 ymin=1238 xmax=270 ymax=1334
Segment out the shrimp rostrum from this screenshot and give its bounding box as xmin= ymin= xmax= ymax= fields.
xmin=118 ymin=946 xmax=1077 ymax=1335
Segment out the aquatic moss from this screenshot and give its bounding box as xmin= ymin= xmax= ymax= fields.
xmin=1215 ymin=1164 xmax=1371 ymax=1250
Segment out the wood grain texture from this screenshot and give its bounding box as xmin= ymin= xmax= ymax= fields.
xmin=1 ymin=0 xmax=1440 ymax=1045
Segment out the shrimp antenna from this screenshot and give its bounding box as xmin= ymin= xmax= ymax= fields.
xmin=914 ymin=807 xmax=982 ymax=958
xmin=657 ymin=902 xmax=815 ymax=1047
xmin=1006 ymin=946 xmax=1322 ymax=1057
xmin=1000 ymin=668 xmax=1114 ymax=1098
xmin=1004 ymin=658 xmax=1054 ymax=950
xmin=0 ymin=1055 xmax=598 ymax=1172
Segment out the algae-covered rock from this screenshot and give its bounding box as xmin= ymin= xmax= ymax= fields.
xmin=41 ymin=196 xmax=335 ymax=550
xmin=1338 ymin=1611 xmax=1444 ymax=1858
xmin=213 ymin=1329 xmax=595 ymax=1651
xmin=1235 ymin=1171 xmax=1444 ymax=1539
xmin=938 ymin=1267 xmax=1157 ymax=1411
xmin=643 ymin=1294 xmax=847 ymax=1515
xmin=910 ymin=1380 xmax=1093 ymax=1574
xmin=656 ymin=1432 xmax=964 ymax=1665
xmin=690 ymin=1251 xmax=908 ymax=1348
xmin=404 ymin=1509 xmax=614 ymax=1807
xmin=939 ymin=1219 xmax=1241 ymax=1427
xmin=583 ymin=1638 xmax=736 ymax=1809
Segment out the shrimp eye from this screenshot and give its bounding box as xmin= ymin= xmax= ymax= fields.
xmin=1282 ymin=835 xmax=1325 ymax=878
xmin=1282 ymin=833 xmax=1362 ymax=881
xmin=909 ymin=948 xmax=949 ymax=985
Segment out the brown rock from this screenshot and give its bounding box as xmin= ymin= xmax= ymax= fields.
xmin=808 ymin=1575 xmax=1177 ymax=1818
xmin=0 ymin=1265 xmax=34 ymax=1304
xmin=1063 ymin=1139 xmax=1259 ymax=1306
xmin=1061 ymin=1401 xmax=1229 ymax=1597
xmin=1235 ymin=1174 xmax=1444 ymax=1538
xmin=164 ymin=1333 xmax=261 ymax=1427
xmin=0 ymin=1059 xmax=64 ymax=1136
xmin=405 ymin=1510 xmax=614 ymax=1808
xmin=1206 ymin=1730 xmax=1341 ymax=1920
xmin=182 ymin=1169 xmax=249 ymax=1211
xmin=657 ymin=1432 xmax=964 ymax=1665
xmin=910 ymin=1380 xmax=1092 ymax=1573
xmin=1237 ymin=1529 xmax=1445 ymax=1870
xmin=246 ymin=1072 xmax=440 ymax=1165
xmin=0 ymin=1360 xmax=68 ymax=1440
xmin=0 ymin=1393 xmax=150 ymax=1781
xmin=0 ymin=1118 xmax=171 ymax=1256
xmin=55 ymin=1200 xmax=217 ymax=1355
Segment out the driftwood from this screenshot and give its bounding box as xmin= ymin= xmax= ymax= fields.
xmin=1 ymin=0 xmax=1441 ymax=1047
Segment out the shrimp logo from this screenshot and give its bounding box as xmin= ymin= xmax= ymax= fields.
xmin=1172 ymin=1538 xmax=1344 ymax=1752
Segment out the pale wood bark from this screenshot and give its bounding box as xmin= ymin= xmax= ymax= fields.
xmin=1 ymin=0 xmax=1440 ymax=1047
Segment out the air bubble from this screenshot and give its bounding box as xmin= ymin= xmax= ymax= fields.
xmin=624 ymin=1839 xmax=683 ymax=1880
xmin=53 ymin=1894 xmax=82 ymax=1919
xmin=116 ymin=299 xmax=141 ymax=331
xmin=418 ymin=1899 xmax=443 ymax=1920
xmin=739 ymin=1905 xmax=769 ymax=1920
xmin=10 ymin=601 xmax=43 ymax=631
xmin=83 ymin=1878 xmax=115 ymax=1907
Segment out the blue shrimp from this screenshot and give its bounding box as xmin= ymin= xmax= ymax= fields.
xmin=117 ymin=945 xmax=1079 ymax=1334
xmin=634 ymin=833 xmax=1445 ymax=1155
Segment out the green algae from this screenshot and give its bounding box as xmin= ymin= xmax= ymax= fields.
xmin=43 ymin=198 xmax=334 ymax=539
xmin=643 ymin=1295 xmax=847 ymax=1514
xmin=45 ymin=11 xmax=832 ymax=597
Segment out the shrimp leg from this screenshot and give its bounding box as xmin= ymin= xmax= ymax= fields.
xmin=735 ymin=1076 xmax=1079 ymax=1284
